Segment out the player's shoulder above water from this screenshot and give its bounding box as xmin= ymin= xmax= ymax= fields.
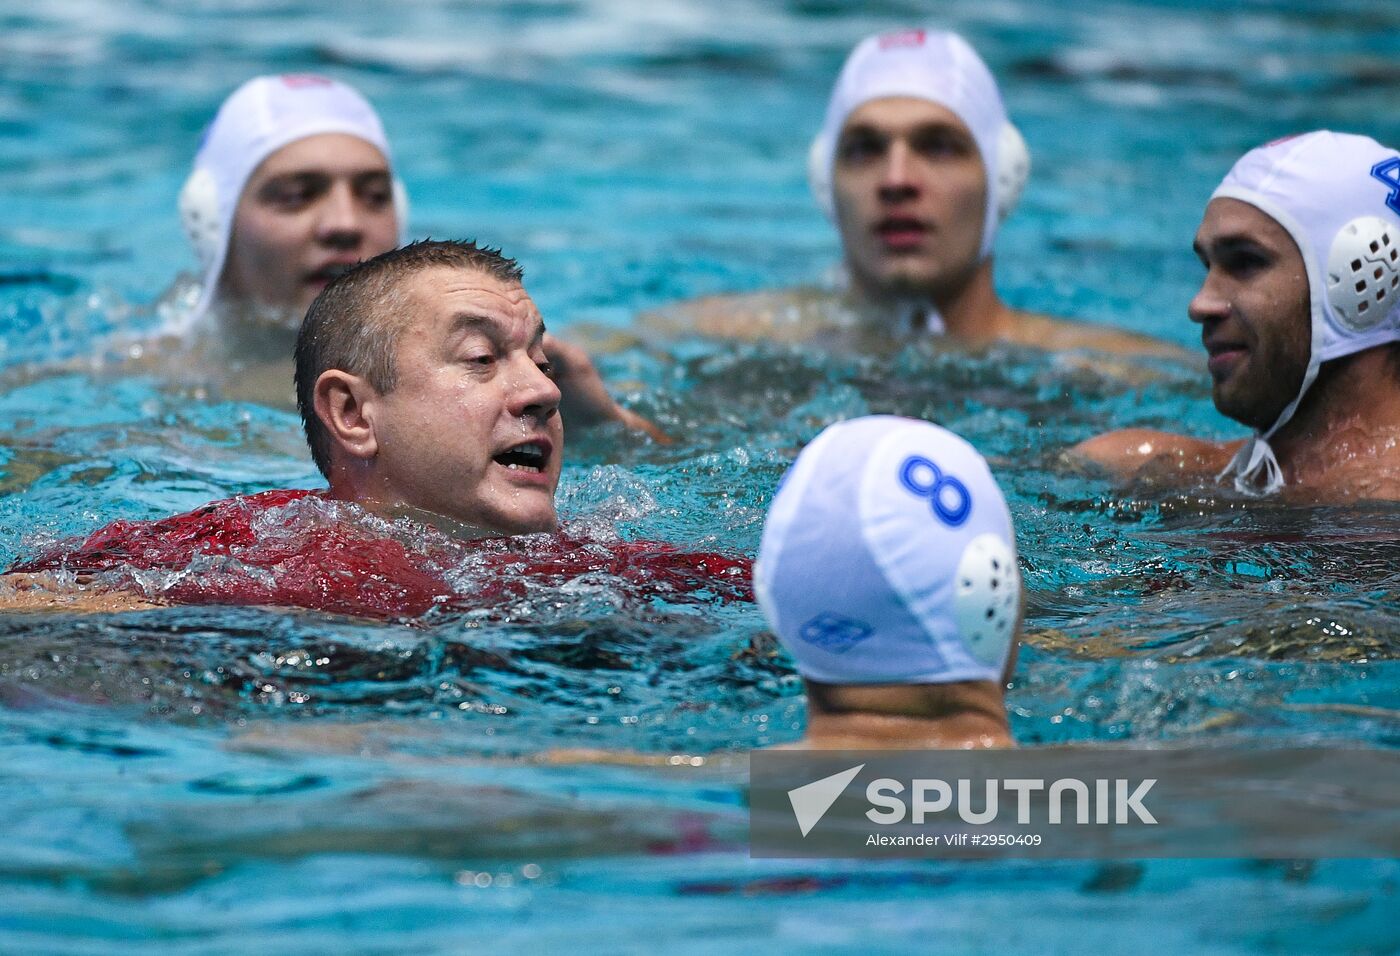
xmin=1004 ymin=311 xmax=1193 ymax=361
xmin=641 ymin=287 xmax=853 ymax=344
xmin=1069 ymin=427 xmax=1241 ymax=481
xmin=646 ymin=290 xmax=1192 ymax=360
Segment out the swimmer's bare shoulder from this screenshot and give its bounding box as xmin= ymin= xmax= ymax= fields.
xmin=1069 ymin=428 xmax=1242 ymax=481
xmin=1006 ymin=311 xmax=1193 ymax=361
xmin=0 ymin=573 xmax=163 ymax=613
xmin=647 ymin=291 xmax=1193 ymax=359
xmin=641 ymin=287 xmax=842 ymax=344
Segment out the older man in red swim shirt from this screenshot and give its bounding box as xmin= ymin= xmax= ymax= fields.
xmin=297 ymin=238 xmax=565 ymax=535
xmin=4 ymin=240 xmax=746 ymax=616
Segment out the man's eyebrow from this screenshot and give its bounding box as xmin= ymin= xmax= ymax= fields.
xmin=911 ymin=120 xmax=970 ymax=136
xmin=447 ymin=313 xmax=504 ymax=343
xmin=262 ymin=168 xmax=387 ymax=187
xmin=446 ymin=313 xmax=546 ymax=349
xmin=258 ymin=170 xmax=328 ymax=192
xmin=1200 ymin=234 xmax=1271 ymax=259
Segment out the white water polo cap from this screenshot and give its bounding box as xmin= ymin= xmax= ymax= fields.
xmin=807 ymin=28 xmax=1031 ymax=262
xmin=755 ymin=416 xmax=1020 ymax=685
xmin=1213 ymin=131 xmax=1400 ymax=495
xmin=178 ymin=74 xmax=409 ymax=327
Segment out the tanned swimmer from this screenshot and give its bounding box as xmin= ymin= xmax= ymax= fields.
xmin=1074 ymin=131 xmax=1400 ymax=501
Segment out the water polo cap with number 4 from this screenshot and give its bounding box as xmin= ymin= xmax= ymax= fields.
xmin=1213 ymin=131 xmax=1400 ymax=495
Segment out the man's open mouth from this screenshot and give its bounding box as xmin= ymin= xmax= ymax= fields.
xmin=874 ymin=217 xmax=930 ymax=250
xmin=493 ymin=441 xmax=549 ymax=473
xmin=875 ymin=217 xmax=928 ymax=236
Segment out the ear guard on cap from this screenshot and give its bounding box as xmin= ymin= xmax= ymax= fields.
xmin=808 ymin=120 xmax=1031 ymax=224
xmin=953 ymin=533 xmax=1021 ymax=667
xmin=1327 ymin=215 xmax=1400 ymax=331
xmin=995 ymin=122 xmax=1030 ymax=223
xmin=179 ymin=167 xmax=223 ymax=273
xmin=391 ymin=178 xmax=410 ymax=243
xmin=806 ymin=135 xmax=829 ymax=216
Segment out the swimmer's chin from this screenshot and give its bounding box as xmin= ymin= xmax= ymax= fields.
xmin=210 ymin=296 xmax=305 ymax=334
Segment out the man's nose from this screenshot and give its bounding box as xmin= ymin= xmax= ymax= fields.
xmin=508 ymin=356 xmax=562 ymax=420
xmin=877 ymin=140 xmax=919 ymax=203
xmin=316 ymin=183 xmax=365 ymax=247
xmin=1188 ymin=270 xmax=1230 ymax=325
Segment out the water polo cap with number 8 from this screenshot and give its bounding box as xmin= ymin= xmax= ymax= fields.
xmin=755 ymin=415 xmax=1020 ymax=685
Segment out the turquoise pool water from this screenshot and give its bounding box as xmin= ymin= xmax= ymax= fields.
xmin=2 ymin=0 xmax=1398 ymax=951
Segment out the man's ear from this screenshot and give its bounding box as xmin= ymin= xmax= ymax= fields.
xmin=314 ymin=369 xmax=380 ymax=462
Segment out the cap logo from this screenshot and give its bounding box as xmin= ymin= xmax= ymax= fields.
xmin=798 ymin=613 xmax=874 ymax=653
xmin=1371 ymin=157 xmax=1400 ymax=217
xmin=280 ymin=74 xmax=333 ymax=89
xmin=899 ymin=456 xmax=971 ymax=527
xmin=878 ymin=29 xmax=926 ymax=50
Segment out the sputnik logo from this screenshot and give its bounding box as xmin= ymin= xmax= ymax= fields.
xmin=787 ymin=764 xmax=864 ymax=837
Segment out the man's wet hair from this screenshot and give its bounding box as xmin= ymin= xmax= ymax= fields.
xmin=295 ymin=239 xmax=525 ymax=478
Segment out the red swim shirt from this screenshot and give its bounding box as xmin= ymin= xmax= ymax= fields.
xmin=11 ymin=490 xmax=752 ymax=620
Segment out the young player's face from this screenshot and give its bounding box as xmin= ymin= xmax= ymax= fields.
xmin=223 ymin=133 xmax=399 ymax=316
xmin=832 ymin=97 xmax=987 ymax=301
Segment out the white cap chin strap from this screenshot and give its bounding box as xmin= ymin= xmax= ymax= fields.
xmin=1219 ymin=437 xmax=1286 ymax=496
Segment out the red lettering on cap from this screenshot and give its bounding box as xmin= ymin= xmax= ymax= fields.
xmin=879 ymin=29 xmax=926 ymax=50
xmin=1264 ymin=133 xmax=1303 ymax=148
xmin=280 ymin=74 xmax=333 ymax=88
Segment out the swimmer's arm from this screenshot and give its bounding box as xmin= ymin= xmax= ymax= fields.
xmin=231 ymin=723 xmax=745 ymax=769
xmin=0 ymin=573 xmax=163 ymax=613
xmin=639 ymin=294 xmax=754 ymax=341
xmin=1081 ymin=326 xmax=1194 ymax=362
xmin=543 ymin=334 xmax=672 ymax=444
xmin=1013 ymin=314 xmax=1195 ymax=362
xmin=640 ymin=289 xmax=832 ymax=344
xmin=1068 ymin=428 xmax=1240 ymax=481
